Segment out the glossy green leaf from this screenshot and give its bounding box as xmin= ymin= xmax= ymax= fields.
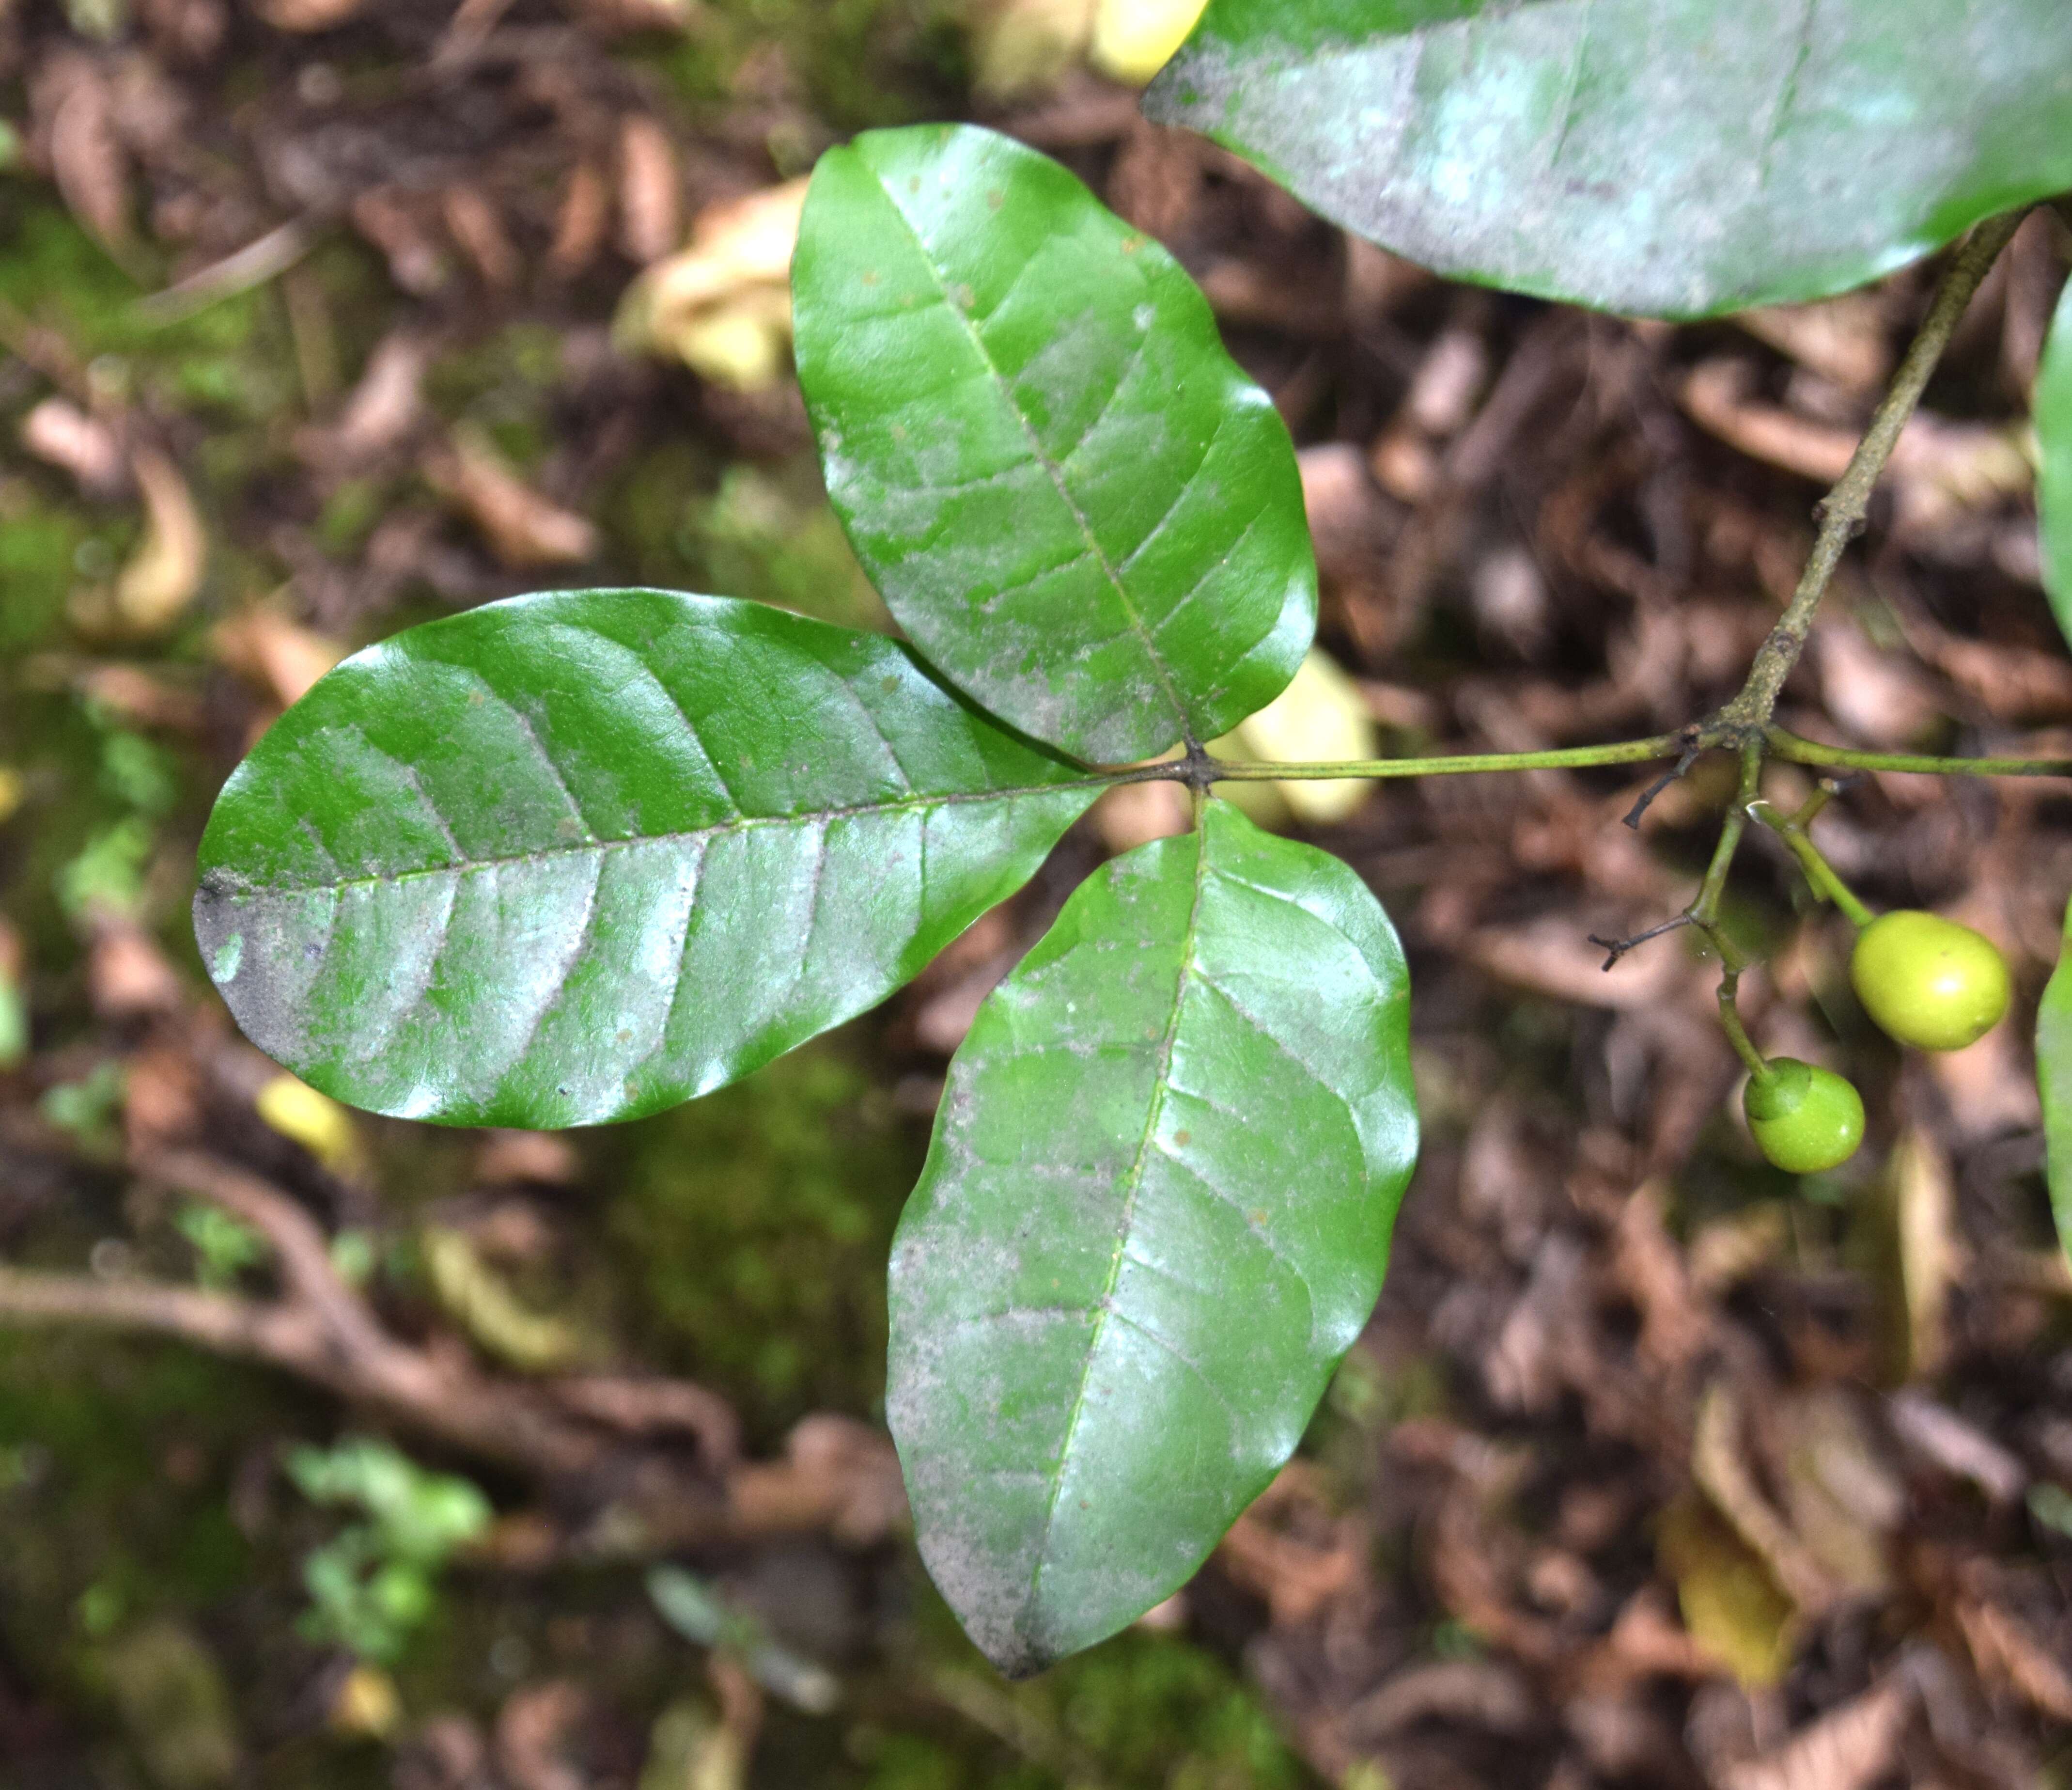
xmin=2037 ymin=895 xmax=2072 ymax=1269
xmin=888 ymin=798 xmax=1417 ymax=1674
xmin=2037 ymin=275 xmax=2072 ymax=649
xmin=792 ymin=123 xmax=1316 ymax=764
xmin=193 ymin=590 xmax=1100 ymax=1129
xmin=1145 ymin=0 xmax=2072 ymax=319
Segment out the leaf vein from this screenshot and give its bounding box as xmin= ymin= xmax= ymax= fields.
xmin=868 ymin=166 xmax=1193 ymax=741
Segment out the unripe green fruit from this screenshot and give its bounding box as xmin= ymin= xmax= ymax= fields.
xmin=1743 ymin=1058 xmax=1864 ymax=1174
xmin=1849 ymin=910 xmax=2010 ymax=1052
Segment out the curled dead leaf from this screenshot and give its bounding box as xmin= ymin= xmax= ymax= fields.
xmin=1716 ymin=1676 xmax=1912 ymax=1790
xmin=423 ymin=1225 xmax=585 ymax=1373
xmin=616 ymin=114 xmax=682 ymax=265
xmin=1734 ymin=292 xmax=1893 ymax=392
xmin=441 ymin=184 xmax=520 ymax=290
xmin=98 ymin=447 xmax=206 ymax=637
xmin=20 ymin=397 xmax=127 ymax=497
xmin=615 ymin=180 xmax=807 ymax=392
xmin=254 ymin=0 xmax=367 ymax=30
xmin=88 ymin=920 xmax=184 ymax=1019
xmin=494 ymin=1680 xmax=587 ymax=1790
xmin=1955 ymin=1596 xmax=2072 ymax=1722
xmin=566 ymin=0 xmax=697 ymax=30
xmin=321 ymin=329 xmax=432 ymax=466
xmin=1887 ymin=1392 xmax=2025 ymax=1506
xmin=39 ymin=54 xmax=132 ymax=252
xmin=212 ymin=604 xmax=346 ymax=707
xmin=425 ymin=430 xmax=597 ymax=569
xmin=548 ymin=160 xmax=611 ymax=281
xmin=349 ymin=187 xmax=451 ymax=296
xmin=254 ymin=1072 xmax=360 ymax=1174
xmin=1887 ymin=1126 xmax=1960 ymax=1381
xmin=1692 ymin=1381 xmax=1840 ymax=1616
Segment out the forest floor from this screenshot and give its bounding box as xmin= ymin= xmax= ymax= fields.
xmin=1 ymin=3 xmax=2070 ymax=1788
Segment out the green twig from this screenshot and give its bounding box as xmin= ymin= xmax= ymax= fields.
xmin=1179 ymin=733 xmax=1690 ymax=782
xmin=1681 ymin=737 xmax=1765 ymax=973
xmin=1715 ymin=972 xmax=1770 ymax=1081
xmin=1763 ymin=727 xmax=2072 ymax=780
xmin=1748 ymin=800 xmax=1876 ymax=928
xmin=1709 ymin=209 xmax=2026 ymax=742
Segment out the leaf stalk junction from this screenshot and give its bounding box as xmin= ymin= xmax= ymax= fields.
xmin=1105 ymin=209 xmax=2045 ymax=1076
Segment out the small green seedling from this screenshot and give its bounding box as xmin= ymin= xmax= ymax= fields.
xmin=286 ymin=1437 xmax=490 ymax=1665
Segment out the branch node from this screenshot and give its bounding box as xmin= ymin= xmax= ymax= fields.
xmin=1621 ymin=737 xmax=1701 ymax=830
xmin=1588 ymin=913 xmax=1692 ymax=972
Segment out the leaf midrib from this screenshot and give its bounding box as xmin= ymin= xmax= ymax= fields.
xmin=206 ymin=775 xmax=1105 ymax=901
xmin=863 ymin=154 xmax=1198 ymax=747
xmin=1024 ymin=824 xmax=1212 ymax=1623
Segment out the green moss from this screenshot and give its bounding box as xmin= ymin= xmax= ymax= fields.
xmin=317 ymin=478 xmax=391 ymax=556
xmin=0 ymin=481 xmax=85 ymax=649
xmin=425 ymin=321 xmax=565 ymax=421
xmin=691 ymin=458 xmax=890 ymax=631
xmin=606 ymin=1036 xmax=920 ymax=1438
xmin=889 ymin=1592 xmax=1320 ymax=1790
xmin=0 ymin=1332 xmax=271 ymax=1641
xmin=598 ymin=440 xmax=715 ymax=584
xmin=633 ymin=0 xmax=955 ymax=133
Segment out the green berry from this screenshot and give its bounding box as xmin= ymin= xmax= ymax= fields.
xmin=1743 ymin=1058 xmax=1864 ymax=1174
xmin=1849 ymin=910 xmax=2010 ymax=1052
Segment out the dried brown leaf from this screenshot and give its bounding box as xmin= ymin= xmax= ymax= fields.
xmin=1890 ymin=1126 xmax=1960 ymax=1381
xmin=549 ymin=161 xmax=612 ymax=281
xmin=442 ymin=185 xmax=520 ymax=290
xmin=1612 ymin=1180 xmax=1710 ymax=1372
xmin=111 ymin=447 xmax=206 ymax=635
xmin=616 ymin=114 xmax=682 ymax=265
xmin=323 ymin=330 xmax=432 ymax=465
xmin=615 ymin=179 xmax=806 ymax=390
xmin=494 ymin=1681 xmax=588 ymax=1790
xmin=255 ymin=0 xmax=367 ymax=30
xmin=1734 ymin=293 xmax=1894 ymax=392
xmin=1345 ymin=1660 xmax=1537 ymax=1742
xmin=1693 ymin=1382 xmax=1840 ymax=1616
xmin=39 ymin=55 xmax=131 ymax=251
xmin=426 ymin=430 xmax=597 ymax=569
xmin=88 ymin=922 xmax=184 ymax=1019
xmin=1717 ymin=1677 xmax=1912 ymax=1790
xmin=349 ymin=188 xmax=451 ymax=297
xmin=212 ymin=606 xmax=345 ymax=708
xmin=1956 ymin=1597 xmax=2072 ymax=1723
xmin=20 ymin=396 xmax=126 ymax=497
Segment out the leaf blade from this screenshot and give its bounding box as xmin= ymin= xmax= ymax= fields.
xmin=888 ymin=798 xmax=1417 ymax=1674
xmin=2038 ymin=276 xmax=2072 ymax=649
xmin=1145 ymin=0 xmax=2072 ymax=319
xmin=792 ymin=124 xmax=1316 ymax=763
xmin=194 ymin=589 xmax=1100 ymax=1128
xmin=2038 ymin=896 xmax=2072 ymax=1270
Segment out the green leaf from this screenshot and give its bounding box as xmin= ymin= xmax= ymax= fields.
xmin=194 ymin=589 xmax=1099 ymax=1129
xmin=792 ymin=123 xmax=1316 ymax=764
xmin=1145 ymin=0 xmax=2072 ymax=319
xmin=2037 ymin=275 xmax=2072 ymax=648
xmin=2037 ymin=895 xmax=2072 ymax=1269
xmin=888 ymin=798 xmax=1417 ymax=1674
